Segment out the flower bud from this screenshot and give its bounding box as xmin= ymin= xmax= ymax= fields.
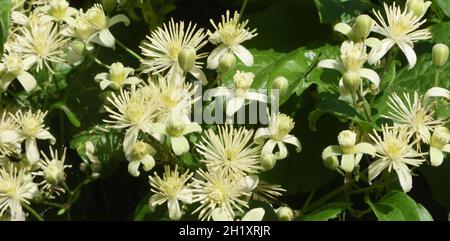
xmin=276 ymin=206 xmax=294 ymax=221
xmin=337 ymin=130 xmax=357 ymax=154
xmin=218 ymin=52 xmax=236 ymax=73
xmin=342 ymin=71 xmax=362 ymax=92
xmin=71 ymin=40 xmax=86 ymax=56
xmin=43 ymin=163 xmax=65 ymax=186
xmin=352 ymin=14 xmax=373 ymax=41
xmin=323 ymin=155 xmax=339 ymax=171
xmin=406 ymin=0 xmax=430 ymax=17
xmin=432 ymin=43 xmax=449 ymax=67
xmin=272 ymin=76 xmax=289 ymax=97
xmin=261 ymin=153 xmax=277 ymax=171
xmin=49 ymin=0 xmax=69 ymax=21
xmin=233 ymin=71 xmax=254 ymax=91
xmin=276 ymin=114 xmax=295 ymax=138
xmin=110 ymin=62 xmax=128 ymax=88
xmin=178 ymin=47 xmax=196 ymax=72
xmin=431 ymin=126 xmax=450 ymax=150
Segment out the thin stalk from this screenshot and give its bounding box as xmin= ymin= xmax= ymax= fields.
xmin=116 ymin=39 xmax=143 ymax=61
xmin=239 ymin=0 xmax=249 ymax=20
xmin=303 ymin=186 xmax=344 ymax=213
xmin=302 ymin=189 xmax=316 ymax=210
xmin=23 ymin=202 xmax=44 ymax=221
xmin=86 ymin=51 xmax=109 ymax=69
xmin=434 ymin=66 xmax=441 ymax=87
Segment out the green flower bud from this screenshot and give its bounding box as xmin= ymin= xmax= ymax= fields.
xmin=323 ymin=155 xmax=339 ymax=170
xmin=276 ymin=206 xmax=294 ymax=221
xmin=431 ymin=126 xmax=450 ymax=149
xmin=432 ymin=43 xmax=449 ymax=67
xmin=352 ymin=14 xmax=373 ymax=41
xmin=71 ymin=40 xmax=86 ymax=56
xmin=178 ymin=47 xmax=197 ymax=72
xmin=43 ymin=163 xmax=65 ymax=186
xmin=342 ymin=71 xmax=362 ymax=92
xmin=166 ymin=119 xmax=186 ymax=137
xmin=218 ymin=52 xmax=236 ymax=73
xmin=261 ymin=153 xmax=277 ymax=170
xmin=406 ymin=0 xmax=430 ymax=17
xmin=272 ymin=76 xmax=289 ymax=97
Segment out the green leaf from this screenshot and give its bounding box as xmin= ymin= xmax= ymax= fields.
xmin=50 ymin=101 xmax=81 ymax=127
xmin=366 ymin=191 xmax=434 ymax=221
xmin=313 ymin=0 xmax=369 ymax=24
xmin=69 ymin=125 xmax=124 ymax=178
xmin=298 ymin=202 xmax=350 ymax=221
xmin=435 ymin=0 xmax=450 ymax=18
xmin=0 ymin=0 xmax=11 ymax=59
xmin=431 ymin=22 xmax=450 ymax=46
xmin=420 ymin=159 xmax=450 ymax=211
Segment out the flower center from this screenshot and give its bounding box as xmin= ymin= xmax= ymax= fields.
xmin=220 ymin=22 xmax=238 ymax=46
xmin=49 ymin=0 xmax=69 ymax=21
xmin=5 ymin=54 xmax=24 ymax=75
xmin=224 ymin=146 xmax=239 ymax=162
xmin=86 ymin=5 xmax=107 ymax=30
xmin=161 ymin=177 xmax=182 ymax=198
xmin=126 ymin=101 xmax=145 ymax=124
xmin=209 ymin=188 xmax=226 ymax=204
xmin=385 ymin=139 xmax=403 ymax=160
xmin=167 ymin=41 xmax=182 ymax=60
xmin=110 ymin=63 xmax=127 ymax=87
xmin=21 ymin=116 xmax=43 ymax=136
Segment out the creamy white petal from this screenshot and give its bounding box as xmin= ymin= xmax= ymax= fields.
xmin=35 ymin=129 xmax=56 ymax=144
xmin=358 ymin=68 xmax=380 ymax=88
xmin=127 ymin=160 xmax=141 ymax=177
xmin=368 ymin=159 xmax=390 ymax=184
xmin=394 ymin=162 xmax=413 ymax=193
xmin=364 ymin=37 xmax=382 ymax=51
xmin=340 ymin=154 xmax=355 ymax=172
xmin=189 ymin=67 xmax=208 ymax=85
xmin=212 ymin=208 xmax=233 ymax=221
xmin=282 ymin=135 xmax=302 ymax=152
xmin=334 ymin=23 xmax=352 ymax=36
xmin=206 ymin=44 xmax=228 ymax=69
xmin=25 ymin=138 xmax=40 ymax=164
xmin=148 ymin=193 xmax=167 ymax=208
xmin=226 ymin=96 xmax=245 ymax=116
xmin=355 ymin=142 xmax=376 ymax=156
xmin=108 ymin=14 xmax=130 ymax=27
xmin=168 ymin=198 xmax=182 ymax=220
xmin=99 ymin=79 xmax=113 ymax=90
xmin=318 ymin=59 xmax=345 ymax=73
xmin=183 ymin=122 xmax=202 ymax=135
xmin=430 ymin=146 xmax=444 ymax=167
xmin=231 ymin=45 xmax=253 ymax=67
xmin=242 ymin=208 xmax=265 ymax=221
xmin=425 ymin=87 xmax=450 ymax=100
xmin=246 ymin=92 xmax=268 ymax=102
xmin=254 ymin=127 xmax=271 ymax=144
xmin=398 ymin=42 xmax=417 ymax=69
xmin=16 ymin=72 xmax=37 ymax=92
xmin=124 ymin=77 xmax=142 ymax=85
xmin=0 ymin=129 xmax=22 ymax=142
xmin=321 ymin=145 xmax=342 ymax=160
xmin=171 ymin=136 xmax=189 ymax=156
xmin=123 ymin=127 xmax=139 ymax=159
xmin=443 ymin=144 xmax=450 ymax=153
xmin=262 ymin=139 xmax=277 ymax=156
xmin=141 ymin=154 xmax=155 ymax=171
xmin=276 ymin=142 xmax=288 ymax=159
xmin=99 ymin=29 xmax=116 ymax=48
xmin=368 ymin=38 xmax=395 ymax=65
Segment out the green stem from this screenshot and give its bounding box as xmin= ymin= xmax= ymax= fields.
xmin=239 ymin=0 xmax=249 ymax=20
xmin=434 ymin=66 xmax=441 ymax=87
xmin=116 ymin=39 xmax=143 ymax=61
xmin=23 ymin=202 xmax=44 ymax=221
xmin=86 ymin=51 xmax=109 ymax=69
xmin=302 ymin=189 xmax=316 ymax=210
xmin=303 ymin=186 xmax=344 ymax=213
xmin=357 ymin=91 xmax=373 ymax=122
xmin=31 ymin=199 xmax=65 ymax=209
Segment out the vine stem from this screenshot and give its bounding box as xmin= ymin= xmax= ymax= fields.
xmin=239 ymin=0 xmax=249 ymax=20
xmin=434 ymin=66 xmax=441 ymax=87
xmin=86 ymin=51 xmax=109 ymax=69
xmin=302 ymin=186 xmax=344 ymax=213
xmin=116 ymin=39 xmax=144 ymax=61
xmin=23 ymin=202 xmax=44 ymax=221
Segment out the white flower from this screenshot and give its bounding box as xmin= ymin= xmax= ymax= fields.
xmin=207 ymin=10 xmax=257 ymax=69
xmin=0 ymin=164 xmax=38 ymax=221
xmin=212 ymin=207 xmax=265 ymax=221
xmin=368 ymin=3 xmax=431 ymax=69
xmin=41 ymin=0 xmax=78 ymax=23
xmin=369 ymin=126 xmax=426 ymax=193
xmin=191 ymin=169 xmax=250 ymax=221
xmin=255 ymin=112 xmax=301 ymax=160
xmin=0 ymin=53 xmax=37 ymax=92
xmin=196 ymin=125 xmax=262 ymax=177
xmin=318 ymin=41 xmax=380 ymax=96
xmin=206 ymin=71 xmax=267 ymax=116
xmin=156 ymin=77 xmax=200 ymax=123
xmin=148 ymin=165 xmax=193 ymax=221
xmin=84 ymin=141 xmax=101 ymax=178
xmin=140 ymin=19 xmax=208 ymax=84
xmin=64 ymin=10 xmax=95 ymax=44
xmin=127 ymin=140 xmax=155 ymax=177
xmin=8 ymin=21 xmax=69 ymax=72
xmin=429 ymin=127 xmax=450 ymax=167
xmin=0 ymin=112 xmax=21 ymax=157
xmin=35 ymin=147 xmax=70 ymax=197
xmin=251 ymin=180 xmax=286 ymax=205
xmin=322 ymin=130 xmax=376 ymax=172
xmin=95 ymin=62 xmax=141 ymax=90
xmin=382 ymin=92 xmax=444 ymax=144
xmin=85 ymin=4 xmax=130 ymax=48
xmin=0 ymin=110 xmax=55 ymax=164
xmin=151 ymin=118 xmax=202 ymax=156
xmin=104 ymin=88 xmax=158 ymax=159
